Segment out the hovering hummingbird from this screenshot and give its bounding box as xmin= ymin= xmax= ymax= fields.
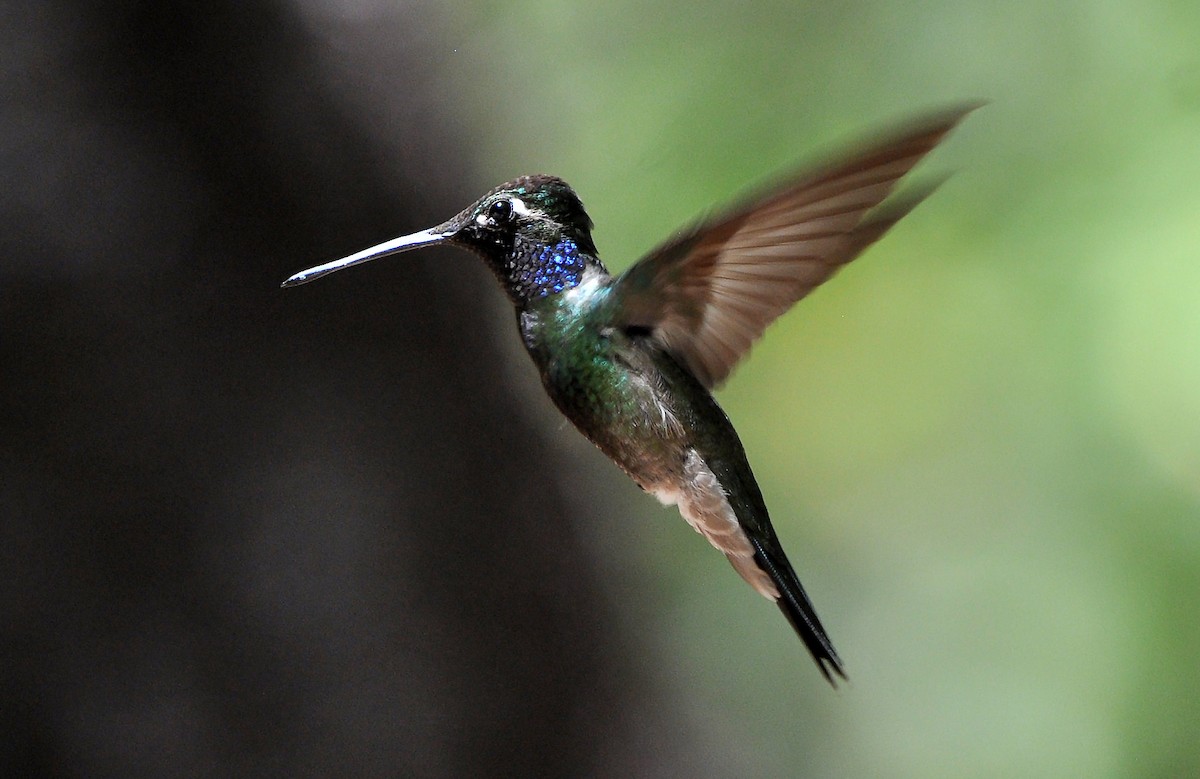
xmin=284 ymin=108 xmax=972 ymax=684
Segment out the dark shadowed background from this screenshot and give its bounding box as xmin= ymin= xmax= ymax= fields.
xmin=4 ymin=2 xmax=1199 ymax=777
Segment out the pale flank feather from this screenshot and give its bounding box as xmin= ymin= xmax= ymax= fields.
xmin=611 ymin=106 xmax=974 ymax=388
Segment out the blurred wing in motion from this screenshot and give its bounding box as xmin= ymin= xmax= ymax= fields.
xmin=610 ymin=106 xmax=974 ymax=388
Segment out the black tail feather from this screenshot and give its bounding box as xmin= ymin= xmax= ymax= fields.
xmin=752 ymin=538 xmax=846 ymax=686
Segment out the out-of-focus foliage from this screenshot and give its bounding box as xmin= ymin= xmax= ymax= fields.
xmin=421 ymin=2 xmax=1198 ymax=776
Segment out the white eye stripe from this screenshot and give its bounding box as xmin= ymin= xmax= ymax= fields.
xmin=477 ymin=195 xmax=535 ymax=228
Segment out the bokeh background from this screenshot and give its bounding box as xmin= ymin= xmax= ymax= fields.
xmin=4 ymin=1 xmax=1198 ymax=776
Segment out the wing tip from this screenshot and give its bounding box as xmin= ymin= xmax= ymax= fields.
xmin=870 ymin=101 xmax=985 ymax=153
xmin=903 ymin=100 xmax=987 ymax=134
xmin=851 ymin=171 xmax=953 ymax=245
xmin=837 ymin=102 xmax=984 ymax=254
xmin=827 ymin=101 xmax=982 ymax=181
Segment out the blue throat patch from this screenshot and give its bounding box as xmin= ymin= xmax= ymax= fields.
xmin=526 ymin=239 xmax=586 ymax=297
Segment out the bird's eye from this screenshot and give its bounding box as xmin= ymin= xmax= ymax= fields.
xmin=488 ymin=198 xmax=514 ymax=224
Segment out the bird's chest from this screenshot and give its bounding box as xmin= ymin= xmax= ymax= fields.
xmin=519 ymin=304 xmax=686 ymax=479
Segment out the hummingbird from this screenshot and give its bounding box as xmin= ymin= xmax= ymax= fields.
xmin=283 ymin=108 xmax=972 ymax=685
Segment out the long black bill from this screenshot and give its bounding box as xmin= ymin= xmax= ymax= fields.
xmin=281 ymin=228 xmax=449 ymax=288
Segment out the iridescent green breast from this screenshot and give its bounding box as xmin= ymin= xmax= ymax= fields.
xmin=519 ymin=272 xmax=688 ymax=482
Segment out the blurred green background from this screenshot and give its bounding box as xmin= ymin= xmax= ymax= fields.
xmin=6 ymin=1 xmax=1198 ymax=776
xmin=421 ymin=2 xmax=1200 ymax=776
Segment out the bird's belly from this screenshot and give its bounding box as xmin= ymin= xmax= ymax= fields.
xmin=527 ymin=324 xmax=776 ymax=599
xmin=542 ymin=353 xmax=686 ymax=488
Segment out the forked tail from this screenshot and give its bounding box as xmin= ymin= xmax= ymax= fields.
xmin=751 ymin=536 xmax=846 ymax=686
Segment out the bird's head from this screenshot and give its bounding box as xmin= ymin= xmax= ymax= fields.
xmin=282 ymin=175 xmax=603 ymax=306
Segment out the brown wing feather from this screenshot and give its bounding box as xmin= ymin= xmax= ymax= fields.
xmin=612 ymin=106 xmax=975 ymax=388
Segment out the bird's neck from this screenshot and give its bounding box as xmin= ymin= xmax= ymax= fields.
xmin=495 ymin=234 xmax=608 ymax=305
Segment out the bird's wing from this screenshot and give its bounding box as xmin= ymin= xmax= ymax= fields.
xmin=609 ymin=106 xmax=974 ymax=388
